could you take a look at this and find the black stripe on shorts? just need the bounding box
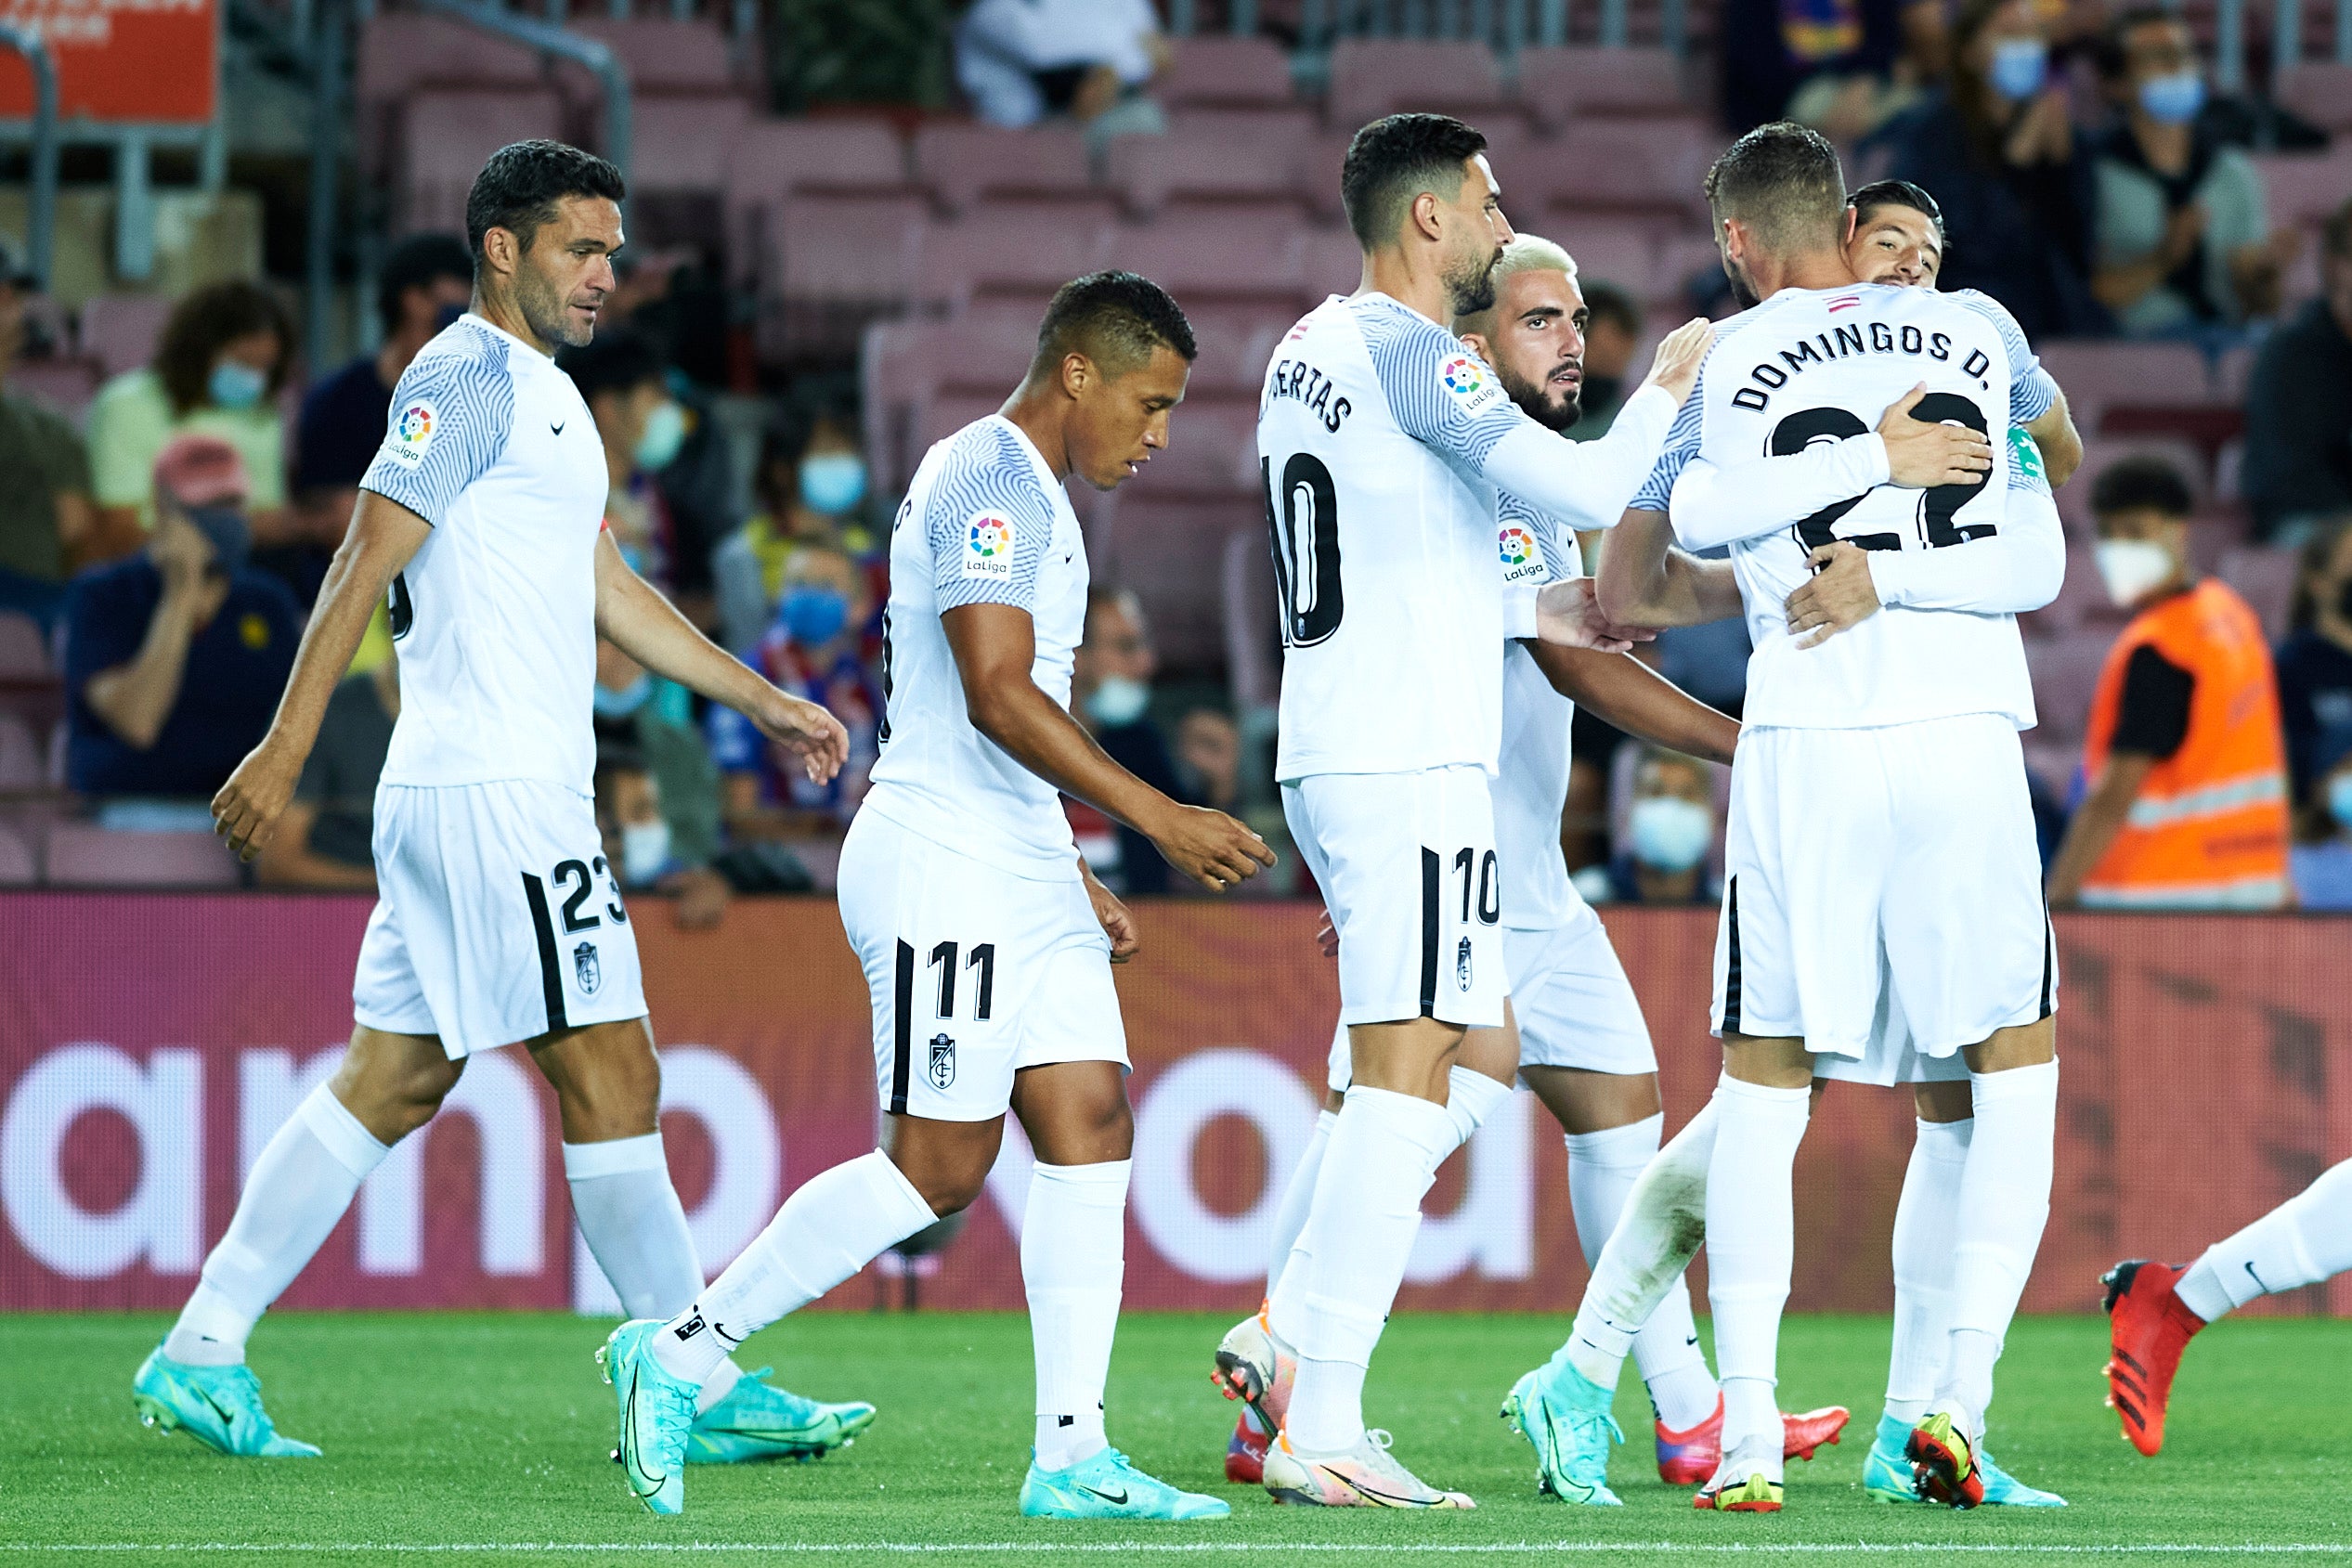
[1418,846,1440,1017]
[521,872,569,1035]
[890,939,916,1114]
[1722,874,1744,1035]
[2038,897,2056,1020]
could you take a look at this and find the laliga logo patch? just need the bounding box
[1497,523,1546,584]
[382,398,439,470]
[963,512,1015,581]
[1440,355,1497,409]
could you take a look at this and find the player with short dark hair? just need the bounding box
[137,139,866,1475]
[602,270,1269,1521]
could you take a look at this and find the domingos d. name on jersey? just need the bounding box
[1726,314,1999,413]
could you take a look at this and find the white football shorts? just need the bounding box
[1325,901,1657,1093]
[354,780,647,1060]
[1711,711,2057,1063]
[837,808,1128,1122]
[1283,765,1505,1030]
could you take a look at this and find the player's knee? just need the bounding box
[337,1054,461,1142]
[905,1160,991,1218]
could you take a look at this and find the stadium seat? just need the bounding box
[1170,105,1319,143]
[919,206,1116,311]
[1512,45,1693,132]
[77,294,172,379]
[2250,149,2352,233]
[8,356,101,420]
[861,314,1043,490]
[0,819,33,886]
[1541,218,1657,296]
[1220,528,1280,714]
[43,825,240,888]
[1103,222,1310,306]
[396,88,565,235]
[2273,63,2352,135]
[911,389,1012,458]
[631,97,755,194]
[758,191,928,360]
[913,124,1098,216]
[2061,434,2212,532]
[2034,339,2214,430]
[2026,626,2122,751]
[1107,124,1311,218]
[1324,38,1512,128]
[567,18,740,95]
[0,713,40,792]
[1299,225,1364,298]
[721,118,909,281]
[1159,33,1295,110]
[1091,490,1261,668]
[1186,318,1284,398]
[1538,119,1720,225]
[0,612,47,679]
[1290,128,1358,223]
[2218,544,2299,640]
[2020,540,2113,634]
[353,12,546,176]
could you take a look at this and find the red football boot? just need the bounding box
[2102,1259,2208,1457]
[1654,1395,1852,1485]
[1224,1408,1271,1484]
[1907,1411,1985,1509]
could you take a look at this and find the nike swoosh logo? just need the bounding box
[552,421,566,435]
[1077,1484,1129,1505]
[195,1384,237,1428]
[623,1368,667,1494]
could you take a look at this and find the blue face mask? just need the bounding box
[779,585,850,647]
[634,400,687,473]
[1628,795,1713,873]
[799,452,868,516]
[207,358,268,411]
[592,673,653,719]
[2329,772,2352,833]
[2138,71,2204,124]
[1987,38,2048,101]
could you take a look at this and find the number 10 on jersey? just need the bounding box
[1266,455,1343,647]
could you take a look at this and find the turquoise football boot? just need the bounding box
[598,1320,697,1516]
[686,1367,877,1464]
[1019,1446,1230,1520]
[132,1347,320,1458]
[1863,1414,2066,1507]
[1501,1360,1623,1506]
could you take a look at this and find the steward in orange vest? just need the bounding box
[2047,460,2290,908]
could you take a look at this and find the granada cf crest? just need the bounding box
[574,940,601,995]
[929,1032,956,1090]
[1456,936,1473,991]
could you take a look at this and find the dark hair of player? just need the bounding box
[154,279,294,417]
[1849,179,1946,242]
[2091,455,2196,521]
[376,233,474,337]
[464,139,627,267]
[1703,121,1848,253]
[1340,113,1491,250]
[1033,270,1198,379]
[559,328,665,406]
[1579,278,1644,338]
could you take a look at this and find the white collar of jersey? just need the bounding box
[458,311,545,361]
[983,413,1062,490]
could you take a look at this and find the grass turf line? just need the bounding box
[5,1312,2346,1565]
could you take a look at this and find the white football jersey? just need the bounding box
[863,415,1087,881]
[1492,492,1582,934]
[360,314,608,795]
[1259,292,1675,784]
[1635,284,2056,732]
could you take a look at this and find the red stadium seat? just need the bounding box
[861,315,1043,489]
[78,294,173,379]
[567,19,740,95]
[631,97,755,194]
[721,118,909,282]
[1159,33,1295,110]
[757,191,928,360]
[0,612,49,679]
[2273,63,2352,136]
[7,357,101,421]
[1106,123,1311,218]
[2218,544,2299,641]
[1512,45,1693,132]
[2027,626,2122,750]
[1299,226,1362,300]
[44,825,239,888]
[396,88,565,235]
[1103,222,1310,305]
[1186,318,1285,398]
[2034,340,2214,429]
[918,206,1116,310]
[1092,490,1262,669]
[1290,128,1359,223]
[1324,38,1512,128]
[0,714,41,792]
[2061,435,2212,532]
[1538,119,1720,225]
[1540,218,1657,295]
[1170,105,1319,143]
[2249,149,2352,232]
[0,819,34,886]
[913,124,1097,216]
[354,13,547,178]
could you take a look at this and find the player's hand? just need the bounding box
[754,689,851,784]
[1315,906,1340,957]
[1536,577,1657,653]
[1787,541,1880,648]
[1641,317,1716,405]
[1082,863,1142,963]
[1878,383,1993,489]
[665,865,729,931]
[211,737,305,862]
[1147,802,1275,893]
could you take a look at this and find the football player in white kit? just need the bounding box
[604,271,1273,1521]
[1504,176,2080,1511]
[1523,124,2070,1514]
[1247,114,1714,1509]
[140,141,866,1468]
[1215,234,1852,1500]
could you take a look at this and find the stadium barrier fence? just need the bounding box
[2,893,2346,1317]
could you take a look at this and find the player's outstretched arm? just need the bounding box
[591,530,849,785]
[213,491,429,861]
[1525,642,1739,765]
[942,602,1273,893]
[2025,386,2083,488]
[1593,509,1743,629]
[1476,318,1716,531]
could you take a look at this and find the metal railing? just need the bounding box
[0,22,58,290]
[409,0,633,181]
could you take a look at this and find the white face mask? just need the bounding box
[2095,538,2176,608]
[1085,674,1151,728]
[1628,795,1714,873]
[620,819,671,884]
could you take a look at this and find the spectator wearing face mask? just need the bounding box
[2046,457,2291,908]
[1064,588,1188,894]
[0,238,96,624]
[62,434,300,804]
[2273,519,2352,806]
[708,543,881,836]
[712,410,876,656]
[1605,748,1723,905]
[561,330,691,592]
[2091,8,2299,338]
[591,636,727,870]
[594,742,730,931]
[85,280,295,562]
[2292,737,2352,910]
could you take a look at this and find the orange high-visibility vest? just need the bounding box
[2081,578,2290,908]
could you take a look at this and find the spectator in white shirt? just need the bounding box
[955,0,1168,156]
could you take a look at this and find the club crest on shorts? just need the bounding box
[928,1032,956,1090]
[574,940,601,995]
[1456,936,1473,991]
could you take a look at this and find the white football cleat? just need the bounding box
[1262,1428,1475,1510]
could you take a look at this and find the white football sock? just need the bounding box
[1565,1113,1716,1431]
[1705,1075,1810,1473]
[1265,1108,1336,1287]
[1936,1060,2058,1437]
[564,1133,741,1413]
[1885,1116,1971,1425]
[1025,1160,1129,1472]
[165,1084,388,1367]
[2176,1157,2352,1322]
[1280,1085,1457,1453]
[1561,1095,1719,1392]
[655,1149,934,1386]
[1443,1064,1514,1147]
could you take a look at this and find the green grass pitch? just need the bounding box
[6,1311,2347,1565]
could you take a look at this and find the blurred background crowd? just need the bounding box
[1,0,2349,912]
